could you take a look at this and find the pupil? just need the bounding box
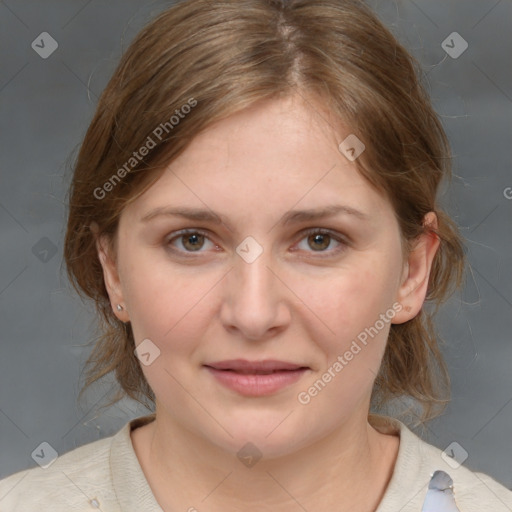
[184,233,204,251]
[309,233,330,251]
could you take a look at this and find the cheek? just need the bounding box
[122,254,221,354]
[296,259,398,339]
[290,255,400,401]
[124,266,220,401]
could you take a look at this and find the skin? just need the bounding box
[96,94,439,511]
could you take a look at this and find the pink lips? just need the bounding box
[204,359,309,396]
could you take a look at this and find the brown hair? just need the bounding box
[64,0,465,425]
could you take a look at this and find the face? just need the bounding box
[98,94,436,458]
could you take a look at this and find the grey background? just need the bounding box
[0,0,511,492]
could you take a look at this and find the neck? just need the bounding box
[131,409,399,512]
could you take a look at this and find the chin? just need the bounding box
[202,411,317,461]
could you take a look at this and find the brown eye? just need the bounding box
[307,233,331,251]
[293,228,346,256]
[181,232,205,251]
[166,230,215,253]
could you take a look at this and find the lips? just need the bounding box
[205,359,307,373]
[204,359,309,396]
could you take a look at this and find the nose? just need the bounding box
[219,243,291,341]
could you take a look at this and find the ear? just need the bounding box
[392,212,440,324]
[91,222,130,323]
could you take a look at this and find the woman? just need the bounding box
[1,0,510,510]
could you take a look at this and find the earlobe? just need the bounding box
[392,212,440,324]
[93,226,130,322]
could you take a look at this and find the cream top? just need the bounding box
[1,413,511,511]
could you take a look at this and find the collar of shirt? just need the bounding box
[107,413,476,512]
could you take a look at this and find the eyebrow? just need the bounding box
[140,204,370,228]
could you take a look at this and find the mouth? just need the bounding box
[205,358,308,372]
[203,359,309,396]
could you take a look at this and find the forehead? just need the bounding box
[122,95,393,227]
[174,95,343,168]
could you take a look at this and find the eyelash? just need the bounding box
[164,228,347,258]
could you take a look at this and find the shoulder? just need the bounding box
[419,442,512,511]
[370,414,512,512]
[417,441,512,511]
[0,429,120,511]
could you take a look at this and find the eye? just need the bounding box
[165,228,347,257]
[166,229,217,253]
[293,228,346,255]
